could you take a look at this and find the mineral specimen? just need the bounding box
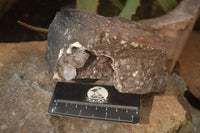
[46,9,167,94]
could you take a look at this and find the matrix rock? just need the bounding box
[46,9,166,94]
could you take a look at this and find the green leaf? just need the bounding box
[119,0,140,19]
[17,21,48,33]
[157,0,177,13]
[76,0,99,14]
[109,0,123,10]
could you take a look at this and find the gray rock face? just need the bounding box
[46,9,167,94]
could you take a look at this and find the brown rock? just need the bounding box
[178,31,200,100]
[47,9,167,94]
[140,0,200,73]
[0,41,192,133]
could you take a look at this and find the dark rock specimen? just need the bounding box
[46,9,166,94]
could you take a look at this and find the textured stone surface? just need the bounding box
[178,31,200,133]
[178,31,200,100]
[0,41,55,133]
[0,41,192,133]
[46,9,166,94]
[140,0,200,73]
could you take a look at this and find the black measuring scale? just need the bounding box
[47,82,140,124]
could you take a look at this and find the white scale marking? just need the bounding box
[56,99,138,111]
[53,99,139,123]
[105,112,108,118]
[131,115,134,121]
[55,111,136,123]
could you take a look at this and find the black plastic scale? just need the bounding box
[47,82,141,124]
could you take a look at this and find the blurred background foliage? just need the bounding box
[76,0,178,20]
[0,0,199,42]
[16,0,179,34]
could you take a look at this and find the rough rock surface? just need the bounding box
[0,41,192,133]
[178,31,200,100]
[140,0,200,73]
[178,31,200,133]
[46,9,167,94]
